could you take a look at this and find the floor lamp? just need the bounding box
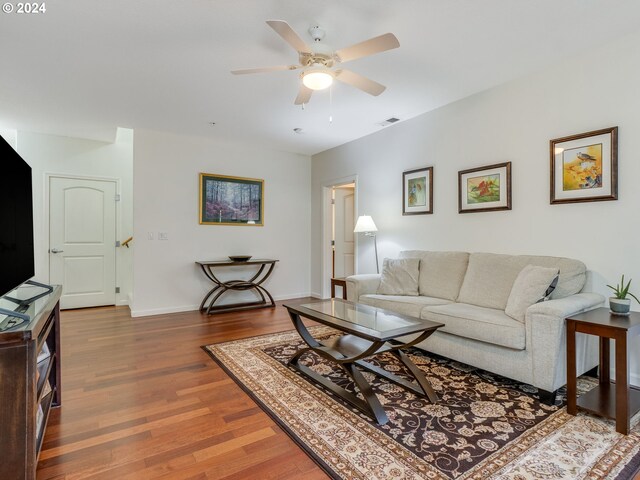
[354,215,379,274]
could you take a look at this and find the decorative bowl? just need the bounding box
[229,255,252,262]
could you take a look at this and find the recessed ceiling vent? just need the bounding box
[378,117,400,126]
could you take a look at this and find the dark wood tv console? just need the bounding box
[0,284,62,479]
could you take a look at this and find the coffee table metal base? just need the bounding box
[287,311,438,425]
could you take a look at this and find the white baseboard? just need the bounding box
[130,292,315,317]
[273,292,313,301]
[130,304,201,317]
[610,369,640,387]
[310,292,324,299]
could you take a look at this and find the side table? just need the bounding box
[331,277,347,300]
[566,307,640,434]
[196,259,279,314]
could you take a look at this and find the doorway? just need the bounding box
[49,176,118,309]
[332,183,355,280]
[322,176,357,299]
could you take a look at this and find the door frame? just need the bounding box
[45,173,122,304]
[321,174,358,299]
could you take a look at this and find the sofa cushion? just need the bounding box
[457,253,587,310]
[505,265,559,322]
[421,303,525,350]
[376,258,420,296]
[517,255,586,300]
[399,251,469,301]
[359,294,452,318]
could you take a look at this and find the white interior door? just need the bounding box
[49,177,117,309]
[334,187,355,278]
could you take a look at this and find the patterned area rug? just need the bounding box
[204,327,640,479]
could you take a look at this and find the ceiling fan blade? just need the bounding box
[294,85,313,105]
[231,65,300,75]
[335,33,400,63]
[266,20,312,54]
[335,69,386,96]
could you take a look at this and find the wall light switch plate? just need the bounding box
[158,232,168,240]
[148,232,154,240]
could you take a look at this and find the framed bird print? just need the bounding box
[403,166,433,215]
[458,162,512,213]
[550,127,618,204]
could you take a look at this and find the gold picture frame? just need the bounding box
[199,173,264,226]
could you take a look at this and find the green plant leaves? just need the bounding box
[607,275,639,303]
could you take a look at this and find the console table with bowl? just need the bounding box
[196,257,279,314]
[566,307,640,434]
[283,299,444,425]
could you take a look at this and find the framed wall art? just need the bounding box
[458,162,512,213]
[550,126,618,204]
[199,173,264,226]
[403,166,433,215]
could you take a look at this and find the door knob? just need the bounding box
[50,248,64,254]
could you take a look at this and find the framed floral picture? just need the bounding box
[403,166,433,215]
[458,162,512,213]
[199,173,264,226]
[550,127,618,204]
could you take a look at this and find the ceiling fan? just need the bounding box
[231,20,400,105]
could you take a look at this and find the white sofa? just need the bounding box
[346,251,603,398]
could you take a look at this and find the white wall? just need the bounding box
[0,129,17,149]
[16,129,134,305]
[131,129,311,317]
[312,33,640,379]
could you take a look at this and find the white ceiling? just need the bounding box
[1,0,639,156]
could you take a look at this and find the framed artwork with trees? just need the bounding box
[199,173,264,226]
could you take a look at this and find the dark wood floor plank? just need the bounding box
[36,298,328,479]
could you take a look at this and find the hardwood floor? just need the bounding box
[37,299,329,480]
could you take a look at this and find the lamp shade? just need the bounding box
[353,215,378,233]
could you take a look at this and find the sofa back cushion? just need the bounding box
[399,251,469,301]
[457,252,586,310]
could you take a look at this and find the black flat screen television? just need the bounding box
[0,135,35,298]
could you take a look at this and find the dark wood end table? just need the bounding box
[330,277,347,299]
[284,299,444,425]
[566,307,640,434]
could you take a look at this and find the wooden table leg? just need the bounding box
[566,320,577,415]
[331,282,336,299]
[599,337,610,383]
[615,331,629,435]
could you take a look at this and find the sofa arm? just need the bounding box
[526,293,604,319]
[345,274,381,302]
[526,293,604,391]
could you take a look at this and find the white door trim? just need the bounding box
[321,175,358,299]
[45,173,123,304]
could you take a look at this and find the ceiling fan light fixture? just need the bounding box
[302,67,334,90]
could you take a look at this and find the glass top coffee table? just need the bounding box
[283,299,444,425]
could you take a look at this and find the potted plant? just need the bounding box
[607,275,639,315]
